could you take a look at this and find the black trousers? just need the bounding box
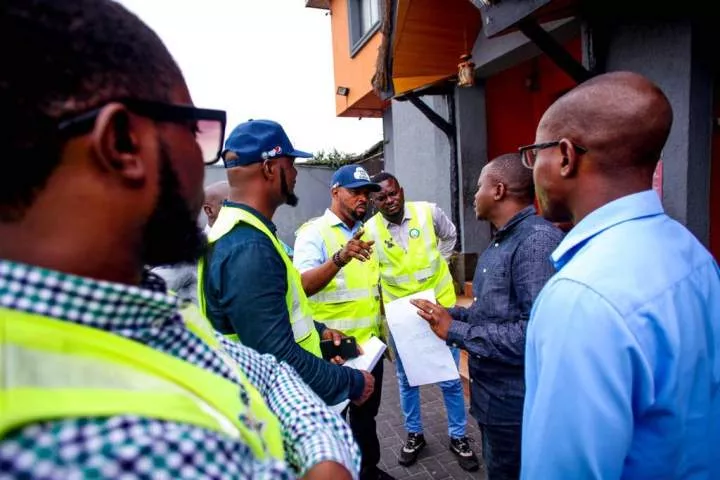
[345,360,384,472]
[479,423,522,480]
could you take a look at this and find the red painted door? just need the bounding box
[485,36,581,159]
[484,36,580,229]
[710,86,720,260]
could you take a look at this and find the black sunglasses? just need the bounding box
[518,141,587,169]
[57,98,227,165]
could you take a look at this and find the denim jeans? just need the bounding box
[392,338,467,438]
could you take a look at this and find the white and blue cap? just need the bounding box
[222,119,312,168]
[330,165,381,191]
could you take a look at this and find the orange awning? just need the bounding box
[391,0,482,96]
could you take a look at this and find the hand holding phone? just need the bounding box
[320,336,360,362]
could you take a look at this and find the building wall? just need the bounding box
[455,85,492,254]
[604,20,714,246]
[329,0,383,117]
[386,97,453,220]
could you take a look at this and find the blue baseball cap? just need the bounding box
[330,165,381,192]
[222,119,312,168]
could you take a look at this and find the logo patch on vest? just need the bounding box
[409,228,421,239]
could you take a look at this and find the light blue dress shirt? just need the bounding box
[522,190,720,480]
[293,209,363,272]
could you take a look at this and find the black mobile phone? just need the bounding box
[320,336,360,361]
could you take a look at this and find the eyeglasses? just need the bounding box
[518,141,587,169]
[57,98,227,165]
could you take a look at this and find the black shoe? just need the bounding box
[360,466,396,480]
[449,436,480,472]
[398,432,426,466]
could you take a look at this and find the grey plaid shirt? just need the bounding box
[0,260,360,479]
[447,207,564,425]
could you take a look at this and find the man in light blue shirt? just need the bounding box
[519,71,720,479]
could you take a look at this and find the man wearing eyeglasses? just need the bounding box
[0,1,360,479]
[411,153,563,480]
[519,72,720,479]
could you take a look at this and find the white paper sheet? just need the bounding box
[385,289,459,387]
[328,336,387,413]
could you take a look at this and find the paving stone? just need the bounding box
[376,359,487,479]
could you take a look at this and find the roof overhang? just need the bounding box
[390,0,482,97]
[305,0,330,10]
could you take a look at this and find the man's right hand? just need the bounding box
[338,229,375,264]
[352,370,375,405]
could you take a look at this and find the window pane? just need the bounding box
[358,0,378,37]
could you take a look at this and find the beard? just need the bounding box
[141,144,207,267]
[280,168,299,207]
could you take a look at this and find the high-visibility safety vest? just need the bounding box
[366,201,456,308]
[197,206,322,358]
[0,304,285,461]
[302,217,381,344]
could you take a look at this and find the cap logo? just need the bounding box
[353,167,370,181]
[261,145,283,160]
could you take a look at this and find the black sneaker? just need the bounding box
[449,436,480,472]
[398,432,426,466]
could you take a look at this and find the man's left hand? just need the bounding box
[410,299,452,340]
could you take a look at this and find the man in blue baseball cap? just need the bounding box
[294,165,395,480]
[198,121,376,434]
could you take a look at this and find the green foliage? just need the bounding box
[305,148,358,168]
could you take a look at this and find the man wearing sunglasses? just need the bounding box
[411,153,563,480]
[520,72,720,479]
[0,1,359,479]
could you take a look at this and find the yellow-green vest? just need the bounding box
[366,201,456,308]
[303,216,381,344]
[0,304,285,461]
[197,206,322,358]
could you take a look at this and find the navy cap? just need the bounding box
[330,165,381,192]
[222,119,312,168]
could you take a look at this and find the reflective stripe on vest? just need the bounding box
[0,307,285,461]
[366,202,456,308]
[306,217,380,344]
[197,207,322,358]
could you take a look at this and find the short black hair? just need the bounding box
[371,171,398,185]
[1,0,184,221]
[486,153,535,204]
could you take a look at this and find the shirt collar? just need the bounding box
[382,205,412,228]
[495,206,536,240]
[323,208,363,230]
[552,190,664,270]
[0,260,182,331]
[223,200,277,234]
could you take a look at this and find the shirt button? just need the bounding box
[451,343,458,348]
[473,297,477,301]
[482,268,487,273]
[494,243,499,247]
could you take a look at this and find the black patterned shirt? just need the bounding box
[447,207,564,425]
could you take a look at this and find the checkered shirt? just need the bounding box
[0,260,360,479]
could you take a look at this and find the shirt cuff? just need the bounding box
[446,320,469,350]
[347,368,365,400]
[314,321,327,338]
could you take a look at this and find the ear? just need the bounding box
[558,138,580,178]
[203,204,212,217]
[89,103,147,184]
[261,160,276,181]
[493,182,506,201]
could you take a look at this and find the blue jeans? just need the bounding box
[392,338,467,438]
